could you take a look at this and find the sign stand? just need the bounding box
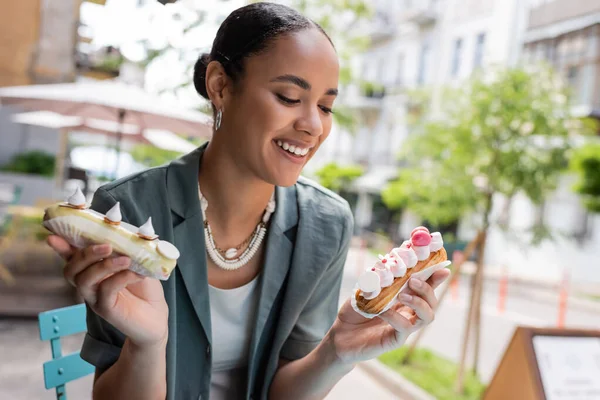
[484,326,600,400]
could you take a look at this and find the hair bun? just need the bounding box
[193,53,211,100]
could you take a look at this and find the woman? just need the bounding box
[47,3,449,400]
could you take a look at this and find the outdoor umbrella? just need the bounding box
[0,81,212,176]
[10,111,151,189]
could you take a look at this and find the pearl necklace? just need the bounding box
[198,185,275,271]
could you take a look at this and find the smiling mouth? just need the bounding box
[275,140,311,157]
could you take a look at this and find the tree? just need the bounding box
[381,65,594,393]
[314,162,364,192]
[570,142,600,213]
[130,144,186,168]
[139,0,371,131]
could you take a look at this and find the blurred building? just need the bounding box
[317,0,600,284]
[315,0,529,239]
[522,0,600,119]
[484,0,600,285]
[0,0,84,86]
[0,0,133,206]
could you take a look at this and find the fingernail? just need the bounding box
[400,294,413,302]
[113,257,130,267]
[93,244,111,255]
[411,278,422,288]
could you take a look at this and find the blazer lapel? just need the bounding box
[247,184,298,386]
[167,144,212,345]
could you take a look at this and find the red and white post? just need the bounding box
[557,268,570,328]
[497,265,508,315]
[451,250,464,302]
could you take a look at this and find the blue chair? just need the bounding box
[38,303,95,400]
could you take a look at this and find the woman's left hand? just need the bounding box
[326,269,450,365]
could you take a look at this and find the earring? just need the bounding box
[215,109,223,131]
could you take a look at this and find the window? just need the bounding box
[473,33,486,69]
[396,54,405,86]
[451,38,462,77]
[417,44,430,85]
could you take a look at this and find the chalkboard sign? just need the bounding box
[484,327,600,400]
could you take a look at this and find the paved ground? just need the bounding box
[0,316,399,400]
[0,243,401,400]
[3,243,599,399]
[0,319,93,400]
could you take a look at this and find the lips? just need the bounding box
[275,139,310,156]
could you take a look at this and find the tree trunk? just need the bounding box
[454,236,483,393]
[471,230,488,377]
[401,232,482,365]
[456,192,493,393]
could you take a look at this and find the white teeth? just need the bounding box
[276,140,310,156]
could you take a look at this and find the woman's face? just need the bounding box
[221,28,339,187]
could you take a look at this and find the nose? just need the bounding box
[294,105,323,137]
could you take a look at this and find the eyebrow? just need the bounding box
[271,74,338,96]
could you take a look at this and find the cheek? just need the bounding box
[240,90,290,135]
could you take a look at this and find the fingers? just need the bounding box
[427,268,451,290]
[63,244,112,286]
[95,270,145,314]
[379,308,414,332]
[47,235,76,261]
[75,256,131,305]
[399,291,435,324]
[409,278,439,310]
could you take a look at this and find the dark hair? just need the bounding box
[193,2,332,102]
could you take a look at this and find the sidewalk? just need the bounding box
[0,317,405,400]
[326,365,401,399]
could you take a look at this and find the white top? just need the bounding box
[209,274,262,400]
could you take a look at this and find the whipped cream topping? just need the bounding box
[393,247,418,269]
[67,187,86,207]
[105,202,122,223]
[358,229,444,299]
[138,217,155,237]
[157,240,180,261]
[373,258,394,287]
[430,232,443,252]
[388,254,407,278]
[412,246,431,261]
[358,270,380,293]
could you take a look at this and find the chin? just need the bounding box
[272,173,301,188]
[265,167,303,187]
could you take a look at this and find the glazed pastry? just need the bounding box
[353,227,449,316]
[42,188,179,280]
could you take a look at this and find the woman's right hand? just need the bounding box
[47,234,169,349]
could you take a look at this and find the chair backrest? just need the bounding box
[0,183,22,231]
[38,303,95,400]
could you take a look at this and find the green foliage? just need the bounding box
[570,142,600,213]
[130,144,183,167]
[379,347,486,400]
[97,55,125,72]
[382,65,593,231]
[0,151,56,177]
[314,162,364,192]
[138,1,371,132]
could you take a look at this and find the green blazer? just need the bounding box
[80,144,354,400]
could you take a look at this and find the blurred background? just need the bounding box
[1,0,599,399]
